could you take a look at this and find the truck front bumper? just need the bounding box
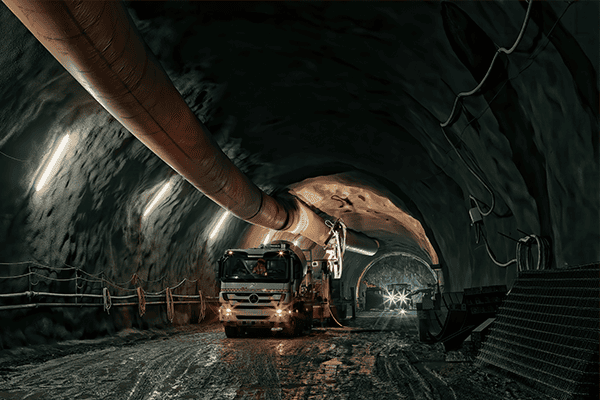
[219,305,294,328]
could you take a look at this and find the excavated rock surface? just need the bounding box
[0,1,597,348]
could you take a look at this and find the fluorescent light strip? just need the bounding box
[143,180,172,217]
[209,211,230,240]
[262,230,275,245]
[36,134,70,192]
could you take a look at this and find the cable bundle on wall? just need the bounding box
[477,225,550,271]
[516,235,550,272]
[434,0,574,273]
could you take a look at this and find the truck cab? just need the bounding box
[217,241,313,337]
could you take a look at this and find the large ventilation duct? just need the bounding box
[4,0,378,255]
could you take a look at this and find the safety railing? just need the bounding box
[0,261,217,323]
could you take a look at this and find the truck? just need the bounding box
[218,241,336,338]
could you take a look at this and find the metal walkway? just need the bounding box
[475,265,600,400]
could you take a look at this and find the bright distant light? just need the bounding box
[383,290,395,306]
[397,292,408,305]
[143,180,172,217]
[36,134,70,192]
[209,211,230,240]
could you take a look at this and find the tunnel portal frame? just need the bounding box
[355,251,437,310]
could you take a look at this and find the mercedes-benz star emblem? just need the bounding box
[249,293,259,304]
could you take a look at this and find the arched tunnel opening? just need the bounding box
[356,252,438,311]
[0,0,598,399]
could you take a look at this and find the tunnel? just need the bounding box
[0,1,598,399]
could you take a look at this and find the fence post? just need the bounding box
[75,268,78,305]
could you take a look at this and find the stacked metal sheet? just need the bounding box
[475,265,600,400]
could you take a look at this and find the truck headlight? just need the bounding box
[276,309,283,316]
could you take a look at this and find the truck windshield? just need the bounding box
[220,252,290,283]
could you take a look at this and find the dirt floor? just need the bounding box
[0,312,549,400]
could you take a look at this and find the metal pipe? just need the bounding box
[3,0,377,253]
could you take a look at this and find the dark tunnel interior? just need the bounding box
[0,1,598,398]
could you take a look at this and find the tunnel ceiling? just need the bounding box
[0,1,598,294]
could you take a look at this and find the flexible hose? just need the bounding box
[326,302,348,328]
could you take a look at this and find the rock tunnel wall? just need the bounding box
[0,1,598,348]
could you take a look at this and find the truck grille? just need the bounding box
[475,265,599,400]
[223,292,284,304]
[236,316,270,320]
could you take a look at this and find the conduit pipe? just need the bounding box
[4,0,378,255]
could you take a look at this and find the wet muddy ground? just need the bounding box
[0,312,548,400]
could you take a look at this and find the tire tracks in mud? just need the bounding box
[0,316,465,400]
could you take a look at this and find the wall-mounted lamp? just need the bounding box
[262,230,275,245]
[36,134,70,192]
[143,180,172,217]
[209,210,231,240]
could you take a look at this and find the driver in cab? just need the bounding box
[252,258,267,276]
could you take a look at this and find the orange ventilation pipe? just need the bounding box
[5,0,378,255]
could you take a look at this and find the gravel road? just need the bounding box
[0,312,547,400]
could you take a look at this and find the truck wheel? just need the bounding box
[295,320,304,337]
[224,326,239,338]
[305,315,313,334]
[283,319,297,337]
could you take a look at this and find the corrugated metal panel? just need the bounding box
[476,265,600,400]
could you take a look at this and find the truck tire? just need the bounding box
[224,326,239,338]
[295,320,304,337]
[283,319,297,337]
[305,315,313,334]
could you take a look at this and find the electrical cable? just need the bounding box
[0,272,32,279]
[30,262,73,271]
[441,126,496,216]
[446,0,575,148]
[480,229,517,268]
[0,261,32,266]
[438,0,536,217]
[441,0,575,266]
[138,274,167,283]
[479,226,549,270]
[440,0,533,128]
[102,279,138,292]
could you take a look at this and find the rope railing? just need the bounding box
[0,261,216,322]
